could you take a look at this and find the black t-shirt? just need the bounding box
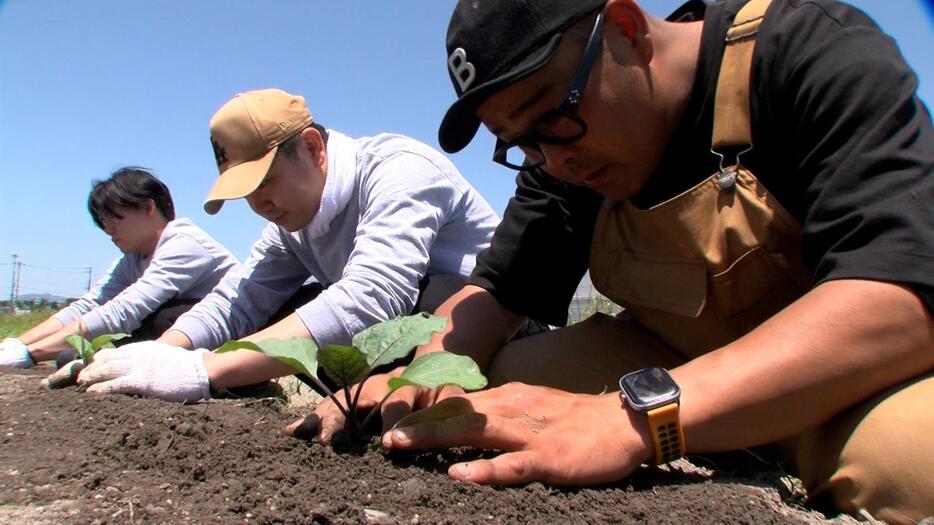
[468,0,934,326]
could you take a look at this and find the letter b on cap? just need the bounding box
[211,137,228,167]
[448,48,476,93]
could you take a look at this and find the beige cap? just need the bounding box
[203,88,313,214]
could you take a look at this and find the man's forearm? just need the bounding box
[202,350,298,391]
[157,329,195,349]
[17,316,65,345]
[675,279,934,453]
[418,285,525,370]
[203,313,314,390]
[26,320,87,362]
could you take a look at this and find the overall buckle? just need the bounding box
[711,144,753,190]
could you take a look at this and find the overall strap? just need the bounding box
[712,0,772,152]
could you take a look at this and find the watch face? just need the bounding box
[619,367,680,411]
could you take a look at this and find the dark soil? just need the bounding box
[0,365,847,524]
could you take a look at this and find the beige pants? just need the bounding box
[487,313,934,524]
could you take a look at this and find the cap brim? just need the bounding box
[203,145,278,215]
[438,32,563,154]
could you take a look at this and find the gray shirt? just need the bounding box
[172,130,499,349]
[54,218,239,338]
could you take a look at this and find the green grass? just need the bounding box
[0,310,54,338]
[581,293,623,320]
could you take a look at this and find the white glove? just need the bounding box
[0,338,34,368]
[77,341,211,403]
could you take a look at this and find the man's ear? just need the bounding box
[301,126,328,172]
[605,0,652,64]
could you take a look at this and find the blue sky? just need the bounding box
[1,0,931,299]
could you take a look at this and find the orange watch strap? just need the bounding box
[646,403,685,465]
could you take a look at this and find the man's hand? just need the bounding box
[77,342,211,403]
[0,338,34,368]
[381,382,654,486]
[44,359,85,389]
[286,367,463,443]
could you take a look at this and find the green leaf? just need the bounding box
[65,334,95,364]
[353,313,447,369]
[215,338,319,377]
[387,353,487,392]
[318,344,369,387]
[90,333,130,350]
[215,340,263,353]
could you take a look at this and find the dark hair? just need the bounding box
[276,122,329,160]
[88,167,175,229]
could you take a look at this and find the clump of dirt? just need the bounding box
[0,366,852,524]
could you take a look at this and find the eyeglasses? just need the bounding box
[493,11,605,171]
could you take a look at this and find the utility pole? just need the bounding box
[86,267,93,292]
[9,255,18,314]
[8,255,15,313]
[14,258,22,312]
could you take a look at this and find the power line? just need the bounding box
[20,262,91,273]
[5,256,92,305]
[1,261,91,272]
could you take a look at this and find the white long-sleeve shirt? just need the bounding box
[171,130,499,349]
[54,218,240,338]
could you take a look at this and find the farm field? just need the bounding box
[0,363,861,525]
[0,310,55,339]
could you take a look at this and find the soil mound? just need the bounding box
[0,366,853,524]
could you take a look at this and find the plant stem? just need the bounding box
[359,390,395,431]
[298,373,353,422]
[351,373,371,412]
[342,385,358,434]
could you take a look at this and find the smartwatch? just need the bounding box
[619,367,685,465]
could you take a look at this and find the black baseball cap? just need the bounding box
[438,0,605,154]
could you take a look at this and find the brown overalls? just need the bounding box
[490,0,934,522]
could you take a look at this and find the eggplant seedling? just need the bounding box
[45,333,129,389]
[65,333,130,365]
[216,313,486,437]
